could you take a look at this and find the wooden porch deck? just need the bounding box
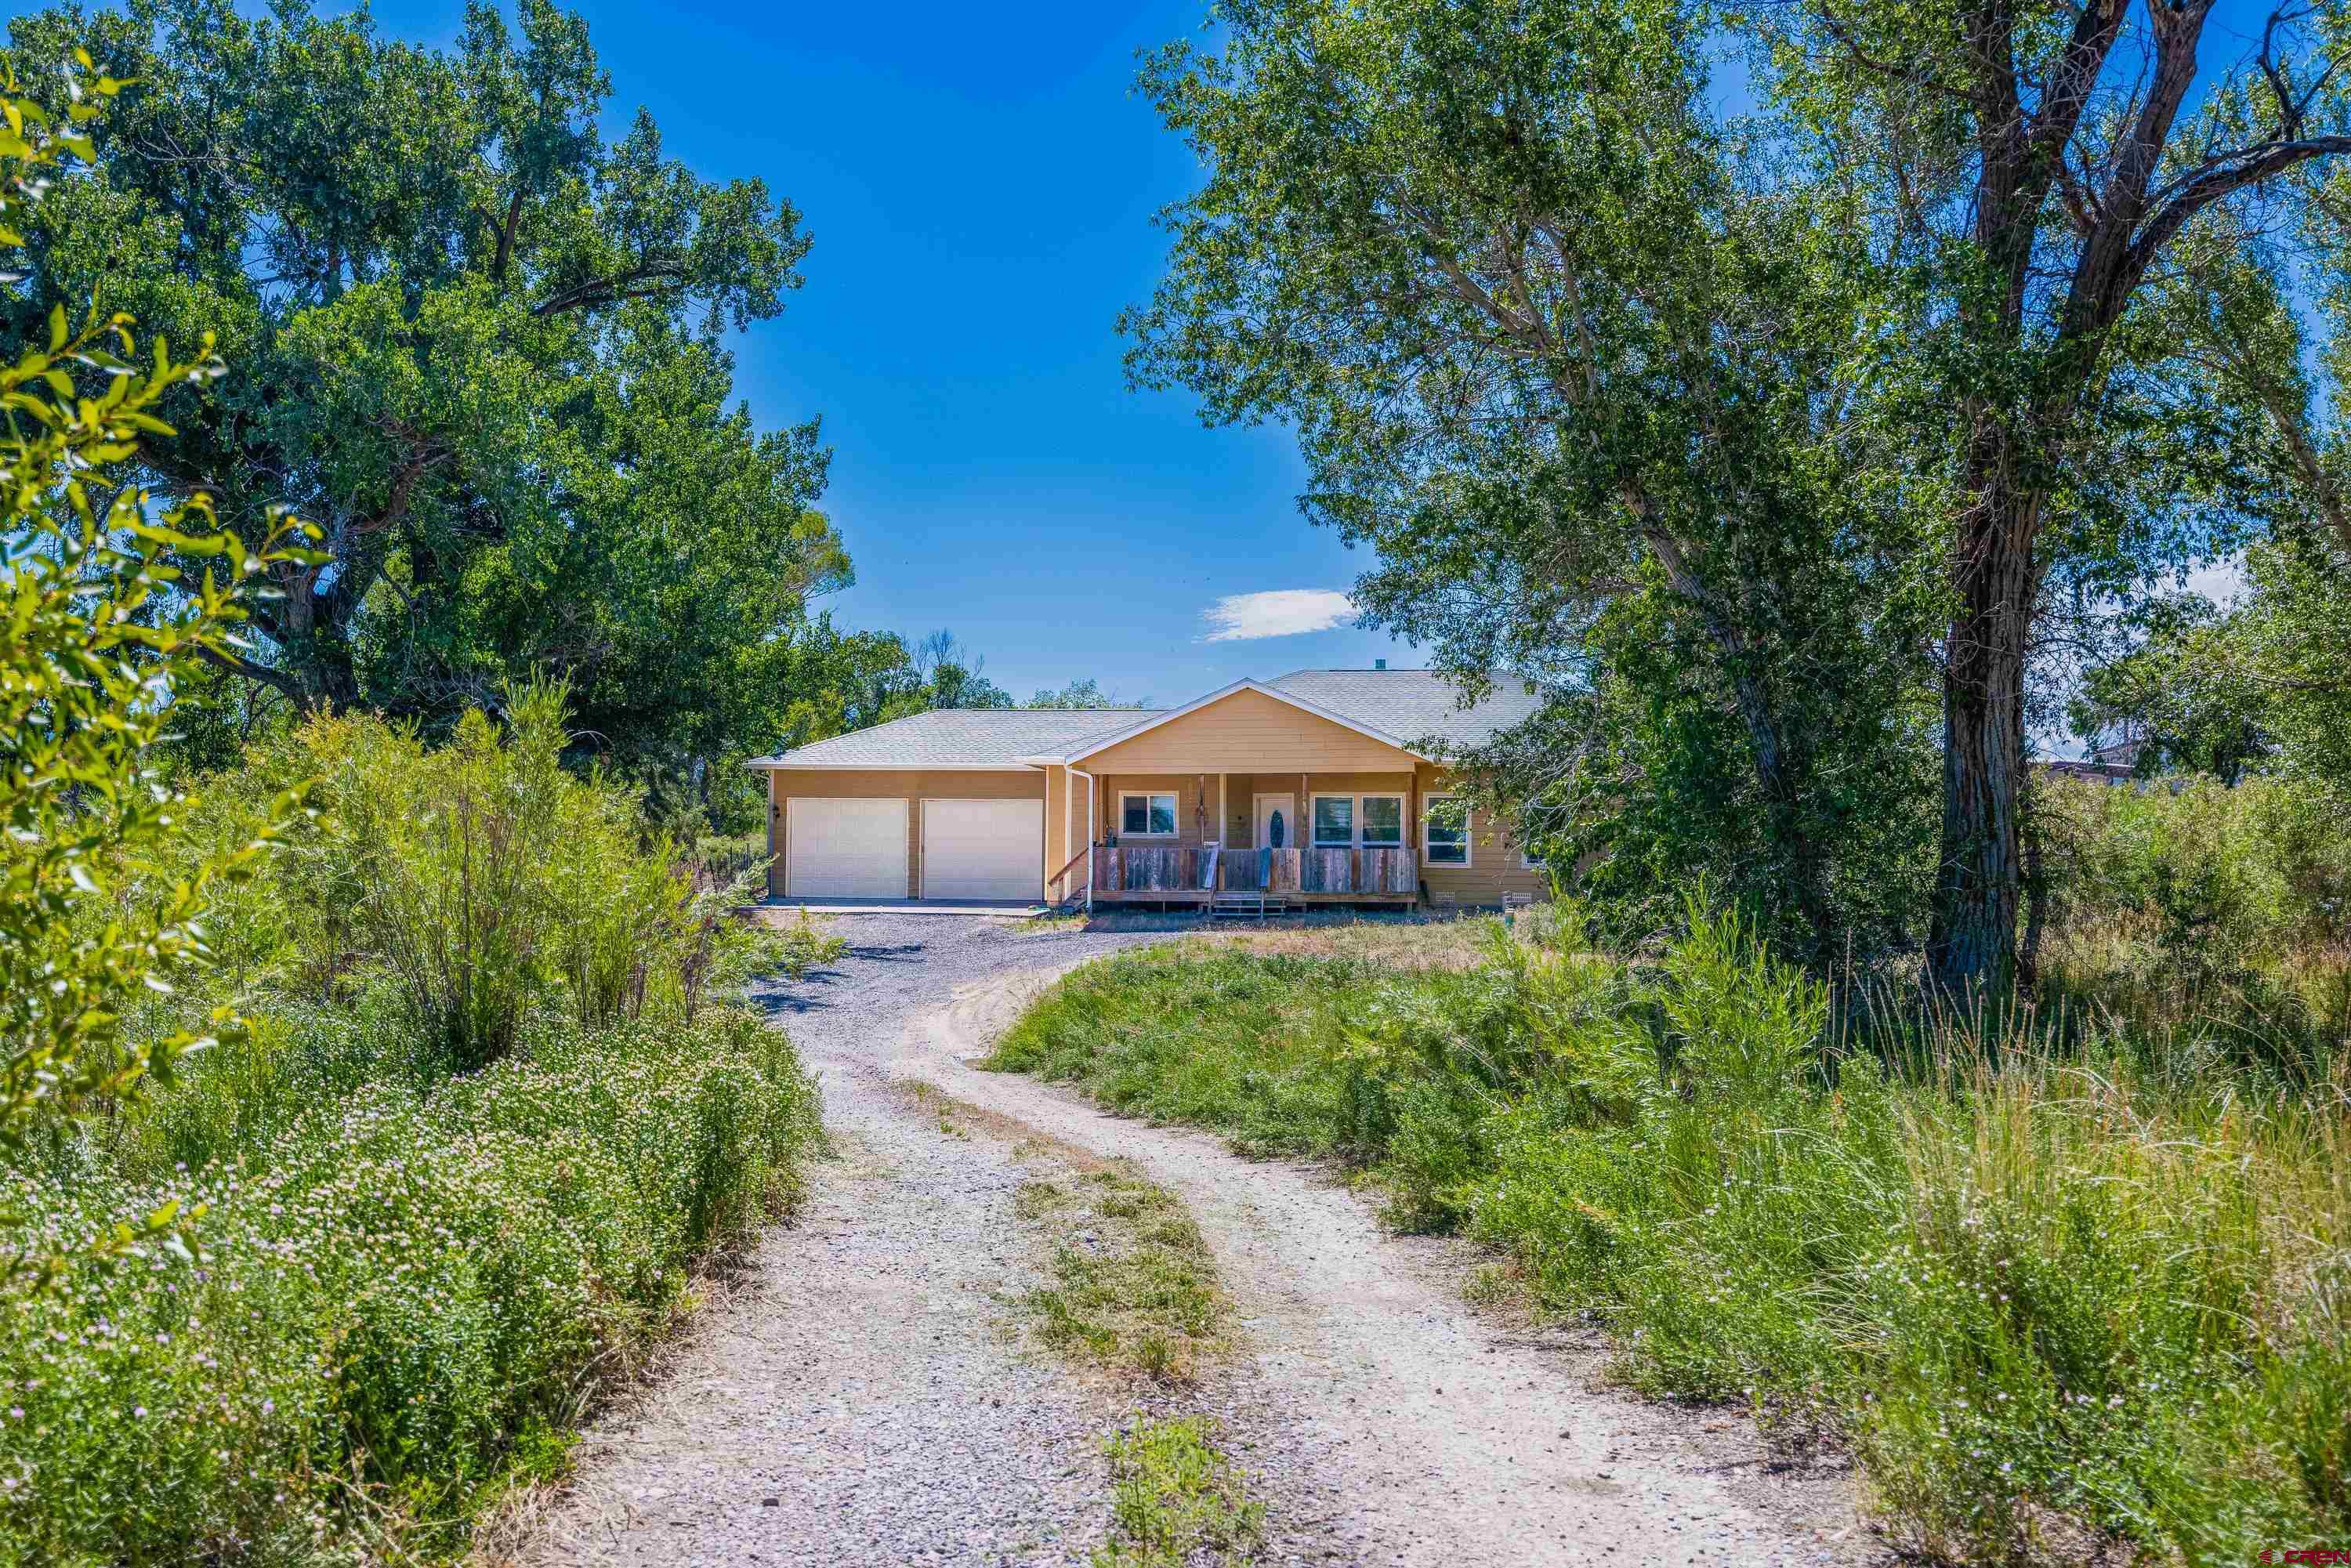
[1078,846,1418,904]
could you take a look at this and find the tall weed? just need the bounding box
[2,683,828,1563]
[195,680,784,1063]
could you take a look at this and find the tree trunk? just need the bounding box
[284,629,363,715]
[1723,661,1837,969]
[2018,786,2049,992]
[1929,448,2039,996]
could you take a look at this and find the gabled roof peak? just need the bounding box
[1027,677,1421,766]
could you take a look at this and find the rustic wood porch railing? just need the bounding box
[1047,846,1092,904]
[1087,846,1415,896]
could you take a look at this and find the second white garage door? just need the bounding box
[922,798,1043,901]
[785,797,908,899]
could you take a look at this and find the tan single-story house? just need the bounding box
[748,667,1551,908]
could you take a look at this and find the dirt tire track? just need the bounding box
[895,959,1888,1568]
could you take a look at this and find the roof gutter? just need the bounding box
[744,760,1043,772]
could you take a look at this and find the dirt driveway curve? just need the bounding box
[520,914,1886,1568]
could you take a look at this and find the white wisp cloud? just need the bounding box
[1198,588,1359,643]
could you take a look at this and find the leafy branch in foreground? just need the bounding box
[0,54,320,1280]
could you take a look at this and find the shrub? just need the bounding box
[2035,773,2351,1076]
[0,60,317,1279]
[0,1005,819,1565]
[194,683,788,1064]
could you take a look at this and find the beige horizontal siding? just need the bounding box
[1415,764,1548,905]
[1081,688,1415,773]
[757,751,1549,907]
[1215,772,1416,849]
[1096,773,1212,847]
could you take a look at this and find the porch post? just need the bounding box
[1218,772,1228,891]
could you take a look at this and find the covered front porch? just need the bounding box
[1075,844,1418,904]
[1049,766,1427,907]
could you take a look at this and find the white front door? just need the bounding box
[921,798,1044,901]
[786,798,909,899]
[1252,792,1295,850]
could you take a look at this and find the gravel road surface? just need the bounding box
[521,913,1885,1567]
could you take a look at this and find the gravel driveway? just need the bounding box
[520,913,1884,1567]
[519,914,1168,1568]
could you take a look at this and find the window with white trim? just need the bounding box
[1423,795,1470,865]
[1120,791,1178,837]
[1308,793,1407,848]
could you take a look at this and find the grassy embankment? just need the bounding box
[987,865,2351,1565]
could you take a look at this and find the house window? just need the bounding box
[1311,792,1407,848]
[1424,795,1470,865]
[1120,791,1178,837]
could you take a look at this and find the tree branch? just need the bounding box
[193,641,303,704]
[493,186,526,283]
[2131,134,2351,273]
[530,261,691,317]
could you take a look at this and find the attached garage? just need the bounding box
[921,798,1043,900]
[784,797,908,899]
[755,712,1115,903]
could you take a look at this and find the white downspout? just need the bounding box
[1072,766,1096,914]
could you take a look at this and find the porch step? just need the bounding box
[1208,891,1292,921]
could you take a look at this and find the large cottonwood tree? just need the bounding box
[1132,0,2351,983]
[1123,0,1944,965]
[2,0,842,768]
[1763,0,2351,989]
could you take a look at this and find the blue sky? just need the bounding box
[321,0,1418,706]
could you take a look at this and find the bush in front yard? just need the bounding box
[0,1007,820,1566]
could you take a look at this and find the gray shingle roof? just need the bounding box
[752,708,1154,769]
[1267,668,1545,754]
[752,671,1546,770]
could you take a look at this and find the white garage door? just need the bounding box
[786,798,908,899]
[922,798,1043,901]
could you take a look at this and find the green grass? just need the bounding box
[1093,1414,1264,1567]
[988,918,2351,1566]
[1015,1161,1227,1384]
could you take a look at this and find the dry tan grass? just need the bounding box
[1194,916,1504,969]
[1012,1161,1231,1385]
[1025,907,1512,971]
